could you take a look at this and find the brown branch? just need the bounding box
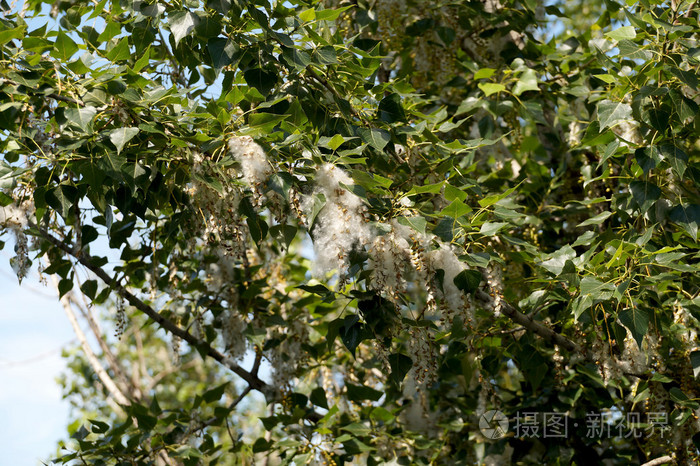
[199,385,253,430]
[475,289,582,353]
[47,93,81,106]
[475,289,647,378]
[32,221,268,392]
[32,222,330,429]
[252,346,262,376]
[0,78,83,106]
[683,1,697,17]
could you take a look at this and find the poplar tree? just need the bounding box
[0,0,698,463]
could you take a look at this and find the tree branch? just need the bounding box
[52,274,131,410]
[68,288,136,398]
[475,289,646,378]
[252,346,262,376]
[475,289,582,354]
[641,455,673,466]
[33,222,268,392]
[0,78,83,106]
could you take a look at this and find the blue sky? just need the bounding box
[0,247,75,464]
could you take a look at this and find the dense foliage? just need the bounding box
[0,0,699,463]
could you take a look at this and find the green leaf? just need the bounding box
[341,422,371,437]
[463,252,491,268]
[577,211,612,227]
[106,37,130,62]
[310,387,329,409]
[0,26,26,46]
[88,419,109,434]
[539,246,576,275]
[659,145,688,179]
[339,316,364,357]
[195,13,222,39]
[299,8,315,21]
[669,89,699,122]
[327,134,345,151]
[572,295,593,320]
[109,127,140,154]
[61,107,97,133]
[377,93,405,123]
[206,0,231,14]
[588,274,618,295]
[479,222,507,236]
[669,387,699,408]
[405,181,443,196]
[315,6,352,21]
[516,345,548,391]
[478,185,517,208]
[259,416,278,431]
[51,32,79,61]
[202,382,229,403]
[298,284,331,296]
[593,73,616,84]
[169,11,199,46]
[97,21,121,41]
[474,68,495,79]
[440,199,471,219]
[618,307,649,347]
[478,82,505,96]
[45,184,78,220]
[370,407,395,423]
[635,146,662,174]
[605,26,636,41]
[670,67,698,90]
[642,107,670,131]
[208,38,238,70]
[312,46,338,65]
[396,216,426,234]
[597,100,632,130]
[513,68,539,96]
[80,280,98,300]
[629,181,661,213]
[281,46,311,71]
[246,213,269,245]
[433,218,455,242]
[58,278,73,298]
[453,270,482,294]
[0,192,12,207]
[690,351,700,378]
[306,193,326,228]
[388,353,412,385]
[357,127,391,151]
[618,39,652,60]
[243,68,277,96]
[668,204,700,240]
[345,382,383,402]
[101,152,126,180]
